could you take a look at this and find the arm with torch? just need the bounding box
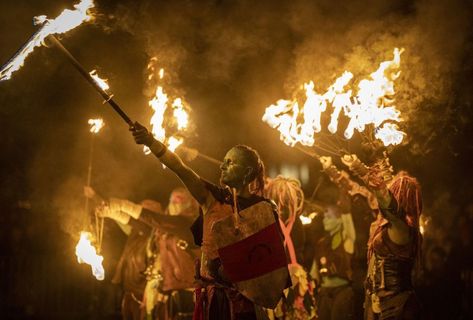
[91,192,163,320]
[130,122,291,318]
[341,155,423,319]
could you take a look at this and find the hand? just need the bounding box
[141,199,162,214]
[319,156,332,170]
[96,203,113,219]
[342,154,368,178]
[130,121,155,147]
[84,186,96,199]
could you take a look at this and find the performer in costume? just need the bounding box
[130,122,290,320]
[264,176,317,319]
[142,187,201,320]
[91,190,163,320]
[343,155,423,320]
[313,157,357,320]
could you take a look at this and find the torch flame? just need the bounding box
[0,0,95,81]
[262,48,405,147]
[145,66,190,154]
[89,70,109,91]
[88,118,104,133]
[75,231,104,280]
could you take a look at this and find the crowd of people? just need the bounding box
[2,121,471,319]
[75,121,434,320]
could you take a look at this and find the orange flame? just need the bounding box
[88,118,104,133]
[263,48,405,147]
[145,64,190,154]
[75,231,104,280]
[89,70,109,91]
[0,0,94,81]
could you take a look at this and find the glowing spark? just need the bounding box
[88,118,104,134]
[159,68,164,79]
[262,48,405,147]
[75,231,104,280]
[0,0,94,81]
[89,70,109,91]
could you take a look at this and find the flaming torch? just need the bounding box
[0,0,94,81]
[74,118,106,280]
[0,0,135,127]
[75,231,105,281]
[262,48,406,153]
[145,62,221,165]
[85,118,105,253]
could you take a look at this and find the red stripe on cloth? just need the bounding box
[218,223,288,282]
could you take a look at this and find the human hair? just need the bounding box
[264,176,304,222]
[389,171,423,228]
[233,144,265,196]
[388,171,423,265]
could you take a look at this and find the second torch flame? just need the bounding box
[262,48,405,147]
[75,231,105,281]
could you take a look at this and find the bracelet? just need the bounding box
[155,144,168,158]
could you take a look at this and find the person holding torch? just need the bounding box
[130,122,290,320]
[342,155,423,320]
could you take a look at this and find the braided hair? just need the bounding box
[264,176,305,223]
[388,171,423,266]
[233,145,265,196]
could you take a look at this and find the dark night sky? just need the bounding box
[1,0,473,239]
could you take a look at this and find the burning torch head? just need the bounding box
[220,145,265,195]
[167,187,198,217]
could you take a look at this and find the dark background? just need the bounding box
[0,0,472,318]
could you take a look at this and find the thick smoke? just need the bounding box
[102,0,472,156]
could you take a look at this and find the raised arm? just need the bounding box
[341,154,410,245]
[130,122,208,205]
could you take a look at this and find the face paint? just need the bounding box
[323,216,342,233]
[219,148,250,189]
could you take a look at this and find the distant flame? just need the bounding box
[263,48,405,148]
[0,0,95,81]
[299,212,318,225]
[75,231,104,281]
[89,70,109,91]
[88,118,104,133]
[145,64,190,154]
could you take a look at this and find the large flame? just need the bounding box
[88,118,104,133]
[75,231,104,281]
[262,48,405,147]
[0,0,94,81]
[145,65,190,154]
[89,70,109,92]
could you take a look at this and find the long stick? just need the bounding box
[48,35,134,126]
[295,145,320,159]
